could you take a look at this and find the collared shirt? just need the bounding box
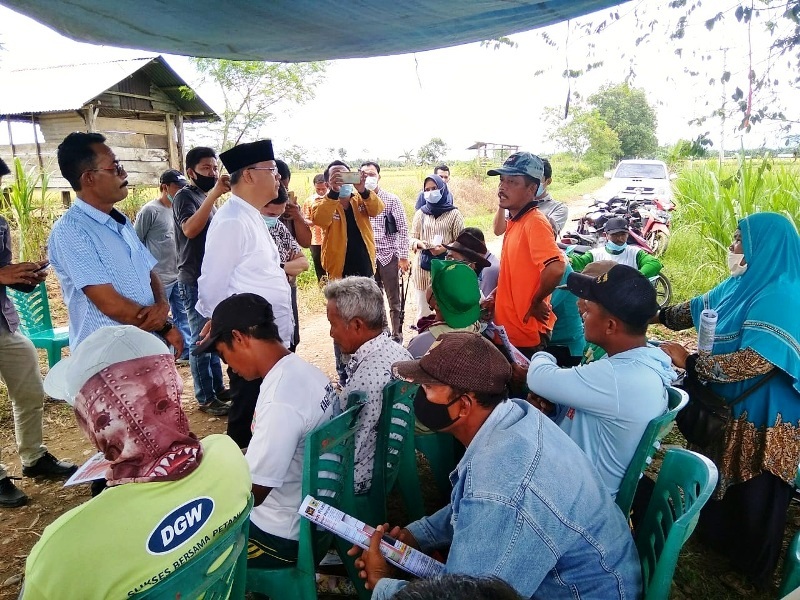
[172,184,215,284]
[537,193,569,234]
[372,400,642,600]
[301,194,325,246]
[369,188,410,267]
[197,195,293,347]
[267,220,303,286]
[48,199,157,349]
[339,333,412,493]
[0,215,25,332]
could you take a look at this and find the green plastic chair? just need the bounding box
[132,494,253,600]
[347,380,425,526]
[413,432,461,500]
[246,403,362,600]
[7,281,69,367]
[616,386,689,518]
[341,381,424,599]
[779,530,800,597]
[635,448,718,600]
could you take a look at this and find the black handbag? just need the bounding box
[676,366,777,449]
[419,249,434,271]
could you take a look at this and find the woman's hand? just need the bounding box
[429,245,446,256]
[659,341,691,369]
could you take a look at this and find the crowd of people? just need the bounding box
[0,137,798,599]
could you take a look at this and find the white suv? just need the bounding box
[597,159,675,207]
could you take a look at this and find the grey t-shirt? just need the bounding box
[134,199,178,288]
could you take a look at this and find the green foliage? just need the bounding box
[117,186,156,222]
[1,158,54,262]
[667,133,714,164]
[547,152,599,185]
[191,59,327,150]
[417,138,448,165]
[551,106,621,172]
[673,153,800,274]
[588,83,658,159]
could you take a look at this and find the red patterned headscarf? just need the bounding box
[74,354,203,486]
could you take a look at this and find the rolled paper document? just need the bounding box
[697,309,718,355]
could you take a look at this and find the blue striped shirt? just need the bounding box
[48,199,157,349]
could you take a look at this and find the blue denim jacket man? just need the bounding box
[360,332,641,600]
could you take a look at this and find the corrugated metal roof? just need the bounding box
[0,56,217,121]
[3,0,621,62]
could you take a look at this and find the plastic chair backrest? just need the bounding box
[779,530,800,597]
[7,281,55,335]
[635,448,718,600]
[133,494,254,600]
[381,380,418,493]
[616,386,689,517]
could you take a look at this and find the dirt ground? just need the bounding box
[1,194,796,598]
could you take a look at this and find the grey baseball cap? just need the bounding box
[487,152,544,181]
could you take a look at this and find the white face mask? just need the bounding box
[424,189,443,204]
[727,251,748,277]
[364,176,379,191]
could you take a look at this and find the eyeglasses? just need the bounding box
[84,161,125,177]
[247,166,279,174]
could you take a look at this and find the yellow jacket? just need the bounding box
[312,190,384,279]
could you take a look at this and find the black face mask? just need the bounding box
[192,172,217,193]
[414,386,465,431]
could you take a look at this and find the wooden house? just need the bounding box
[0,55,217,190]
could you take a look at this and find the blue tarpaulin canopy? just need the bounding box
[2,0,622,61]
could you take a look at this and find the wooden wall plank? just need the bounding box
[96,117,166,136]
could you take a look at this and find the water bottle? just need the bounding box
[697,309,718,355]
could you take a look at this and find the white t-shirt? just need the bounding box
[589,244,640,269]
[247,353,338,540]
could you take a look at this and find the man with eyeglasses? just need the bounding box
[196,139,293,449]
[49,132,184,355]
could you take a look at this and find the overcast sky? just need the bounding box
[1,1,797,162]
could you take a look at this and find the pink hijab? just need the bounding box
[74,354,203,486]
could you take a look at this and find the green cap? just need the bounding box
[431,260,481,329]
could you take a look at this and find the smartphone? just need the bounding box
[340,172,361,185]
[34,262,50,273]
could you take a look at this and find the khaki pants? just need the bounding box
[0,328,47,478]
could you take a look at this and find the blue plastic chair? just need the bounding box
[132,494,253,599]
[7,281,69,367]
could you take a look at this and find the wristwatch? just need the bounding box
[156,321,174,337]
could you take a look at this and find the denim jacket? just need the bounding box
[373,400,642,600]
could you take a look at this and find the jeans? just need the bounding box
[226,368,263,449]
[177,281,224,405]
[164,282,191,359]
[0,328,47,478]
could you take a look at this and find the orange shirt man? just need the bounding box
[488,153,566,356]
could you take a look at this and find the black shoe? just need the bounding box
[22,452,78,479]
[198,398,230,416]
[0,477,29,507]
[215,387,233,402]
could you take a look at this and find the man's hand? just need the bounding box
[524,300,551,324]
[329,171,343,193]
[480,296,495,320]
[527,392,556,416]
[429,245,446,256]
[659,341,690,369]
[210,174,231,198]
[347,525,398,590]
[398,258,410,273]
[0,262,44,286]
[354,170,368,194]
[164,327,185,359]
[198,319,212,346]
[137,301,169,331]
[284,201,302,221]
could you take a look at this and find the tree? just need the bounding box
[399,149,416,166]
[417,138,448,165]
[337,147,348,161]
[549,105,621,171]
[190,59,327,150]
[588,83,658,159]
[283,144,307,169]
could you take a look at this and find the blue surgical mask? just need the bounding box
[606,241,628,253]
[262,216,279,228]
[339,184,354,198]
[423,189,443,204]
[535,183,545,199]
[166,193,175,204]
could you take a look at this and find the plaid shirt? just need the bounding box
[369,188,409,267]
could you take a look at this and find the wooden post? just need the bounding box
[31,115,44,171]
[6,117,16,158]
[61,190,71,208]
[85,104,98,132]
[165,113,178,169]
[176,113,185,172]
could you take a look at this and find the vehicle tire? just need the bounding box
[652,274,672,308]
[646,231,670,256]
